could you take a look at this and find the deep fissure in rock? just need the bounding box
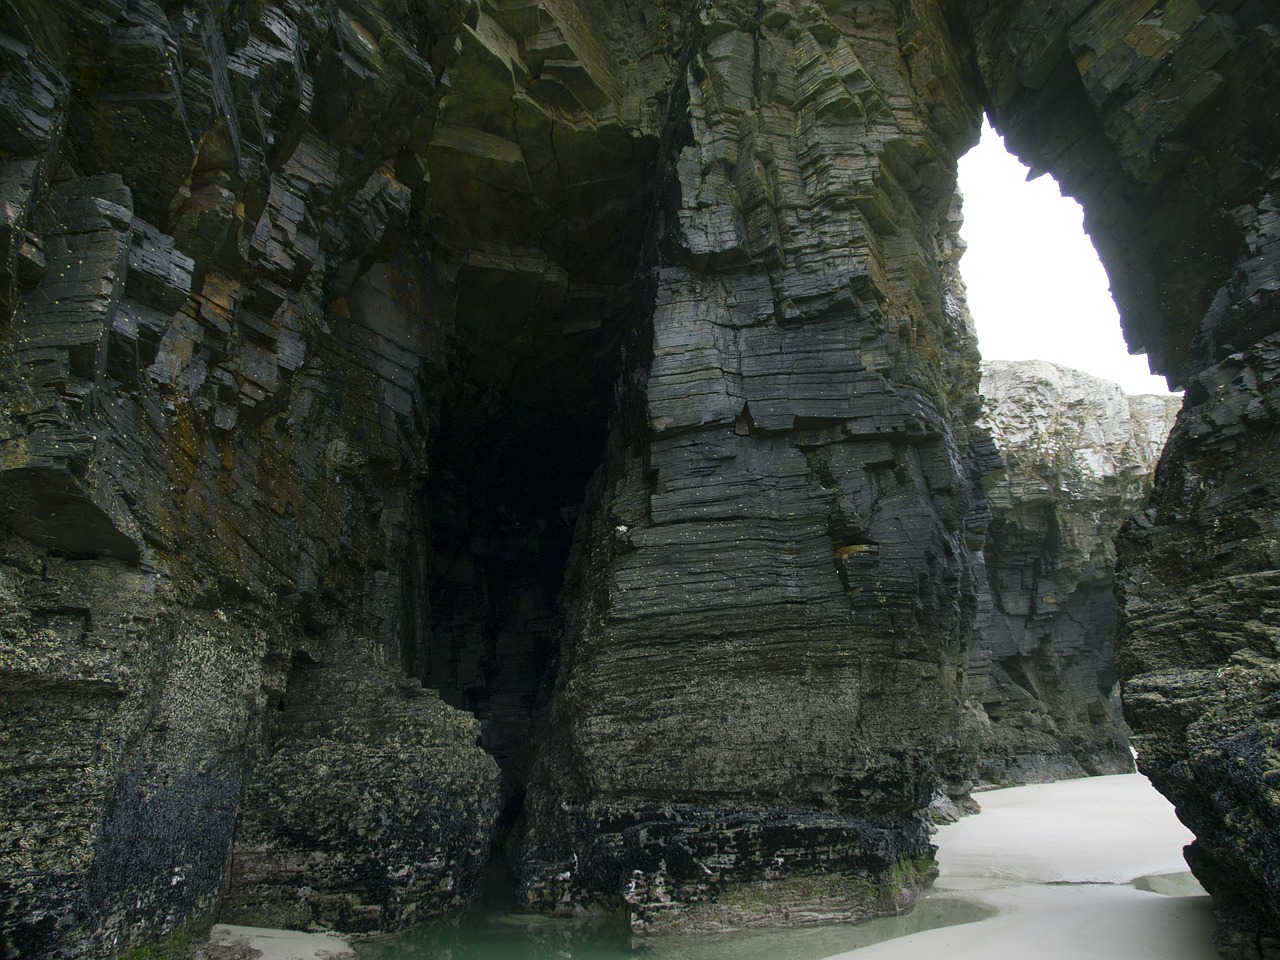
[410,313,620,838]
[400,11,691,881]
[401,179,667,881]
[956,129,1180,785]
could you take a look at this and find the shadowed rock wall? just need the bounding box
[973,360,1178,784]
[960,0,1280,953]
[0,0,674,953]
[0,0,503,954]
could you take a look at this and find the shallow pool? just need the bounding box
[354,893,995,960]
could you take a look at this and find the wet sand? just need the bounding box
[822,773,1217,960]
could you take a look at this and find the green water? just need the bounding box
[355,895,994,960]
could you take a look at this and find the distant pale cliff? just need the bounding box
[972,360,1179,784]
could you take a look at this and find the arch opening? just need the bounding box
[958,118,1177,398]
[956,118,1182,785]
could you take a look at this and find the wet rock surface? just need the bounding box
[0,0,1279,955]
[219,655,500,933]
[1119,346,1280,960]
[0,0,504,953]
[973,360,1178,784]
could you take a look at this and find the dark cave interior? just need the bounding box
[408,264,639,846]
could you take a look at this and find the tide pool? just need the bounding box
[354,894,995,960]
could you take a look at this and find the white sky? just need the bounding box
[957,120,1176,396]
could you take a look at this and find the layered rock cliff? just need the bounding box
[0,0,511,952]
[973,360,1178,784]
[0,0,993,949]
[1,0,1279,956]
[515,0,991,930]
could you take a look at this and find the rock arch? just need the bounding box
[0,0,1276,955]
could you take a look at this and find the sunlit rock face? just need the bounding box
[972,360,1178,785]
[960,0,1280,952]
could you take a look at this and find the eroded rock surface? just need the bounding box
[516,0,990,931]
[1120,355,1280,960]
[0,0,504,954]
[1,0,1279,955]
[973,360,1178,784]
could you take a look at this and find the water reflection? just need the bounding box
[356,894,994,960]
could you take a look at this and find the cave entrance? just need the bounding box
[956,117,1182,783]
[957,118,1174,397]
[402,256,641,884]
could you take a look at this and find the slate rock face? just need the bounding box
[973,360,1178,784]
[2,0,1280,954]
[0,0,671,952]
[0,0,505,955]
[960,0,1280,953]
[397,0,671,839]
[0,538,279,959]
[1119,355,1280,960]
[515,0,991,930]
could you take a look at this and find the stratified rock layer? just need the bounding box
[0,0,508,954]
[0,0,671,953]
[1120,359,1280,960]
[516,0,990,930]
[974,360,1178,784]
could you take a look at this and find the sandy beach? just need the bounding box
[200,924,357,960]
[822,773,1218,960]
[194,774,1216,960]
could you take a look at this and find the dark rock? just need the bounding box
[0,0,501,954]
[220,656,500,933]
[1,0,1279,953]
[1119,335,1280,958]
[518,790,935,932]
[0,538,287,958]
[517,0,988,930]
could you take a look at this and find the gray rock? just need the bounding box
[516,0,988,930]
[972,359,1179,784]
[0,0,502,954]
[1,0,1279,954]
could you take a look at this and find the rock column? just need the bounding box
[518,0,990,930]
